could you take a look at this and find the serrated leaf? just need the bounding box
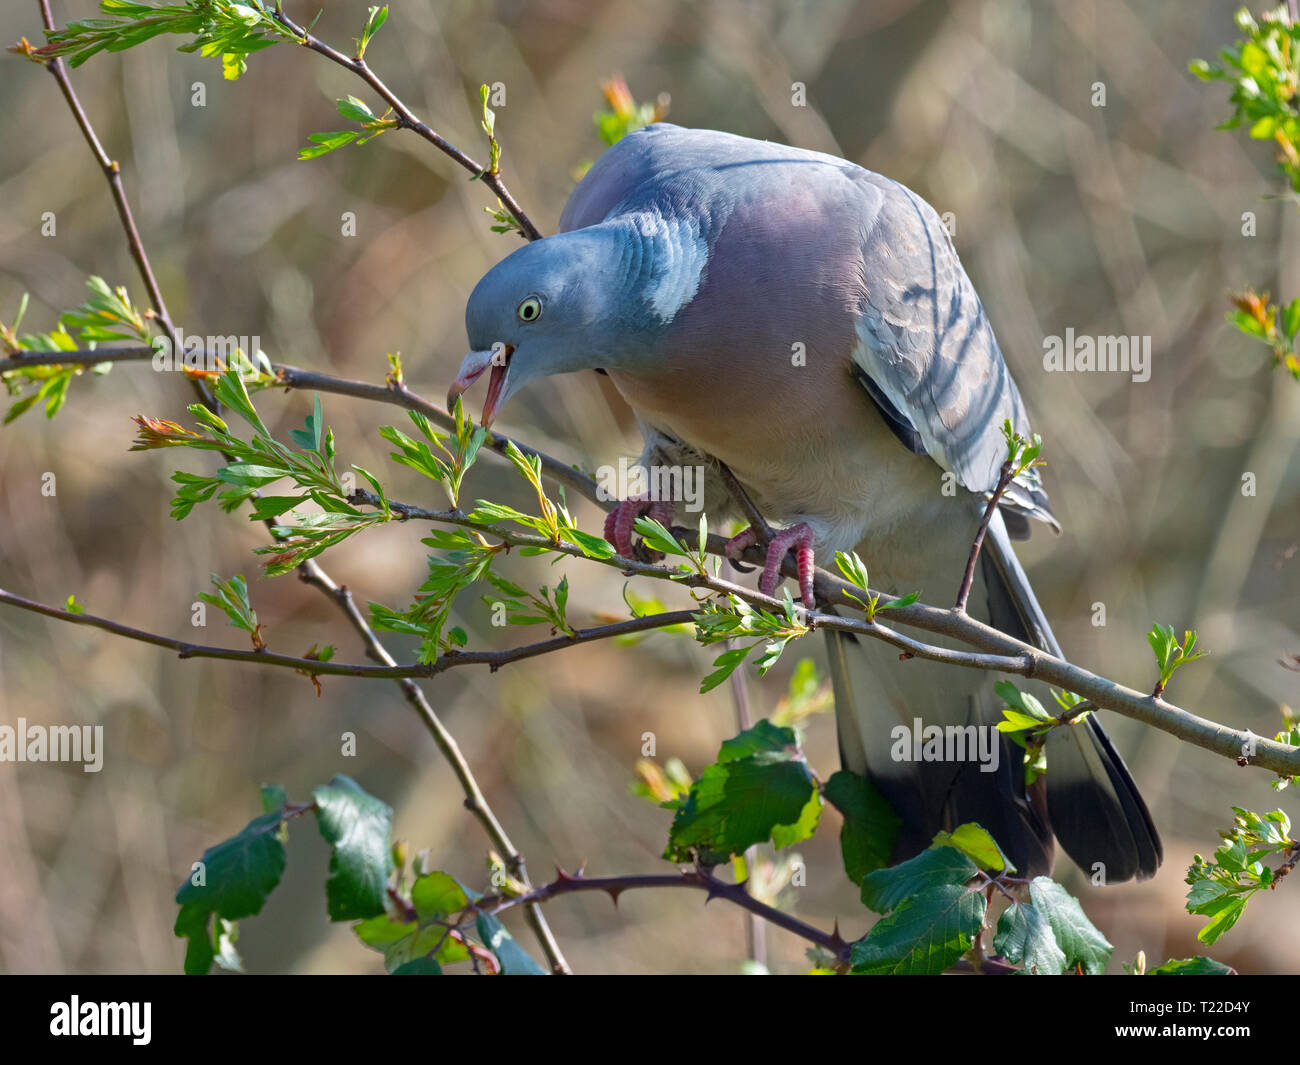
[850,883,986,975]
[994,902,1067,974]
[1148,955,1236,975]
[313,775,394,921]
[859,845,977,913]
[1029,877,1112,974]
[823,770,902,884]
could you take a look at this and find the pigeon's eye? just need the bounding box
[516,296,542,323]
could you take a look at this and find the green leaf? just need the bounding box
[1028,877,1113,974]
[336,95,376,123]
[1147,956,1236,975]
[173,807,290,974]
[850,884,986,975]
[260,784,288,813]
[664,721,818,862]
[931,823,1012,873]
[391,957,442,974]
[823,770,901,884]
[1284,297,1300,339]
[1192,893,1249,946]
[994,902,1067,974]
[299,130,360,160]
[476,912,548,974]
[312,775,394,921]
[411,871,469,921]
[859,845,977,914]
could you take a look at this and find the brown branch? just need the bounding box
[955,459,1015,613]
[338,492,1300,780]
[1,346,609,516]
[268,6,541,242]
[486,864,851,964]
[290,561,570,971]
[0,585,693,680]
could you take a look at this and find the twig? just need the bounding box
[725,642,768,970]
[291,561,570,971]
[0,585,694,679]
[269,6,541,242]
[486,864,851,963]
[1,346,609,515]
[955,459,1015,613]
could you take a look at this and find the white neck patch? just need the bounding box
[626,208,709,324]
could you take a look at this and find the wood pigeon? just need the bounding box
[448,123,1162,882]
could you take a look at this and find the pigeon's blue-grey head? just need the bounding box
[449,207,711,426]
[448,226,627,426]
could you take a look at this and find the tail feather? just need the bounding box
[827,507,1161,883]
[984,510,1162,882]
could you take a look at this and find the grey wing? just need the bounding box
[849,173,1056,531]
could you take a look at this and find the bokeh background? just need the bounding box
[1,0,1297,975]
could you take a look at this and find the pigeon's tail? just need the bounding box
[982,510,1162,882]
[826,509,1162,883]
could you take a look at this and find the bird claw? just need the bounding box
[726,522,817,610]
[603,495,675,559]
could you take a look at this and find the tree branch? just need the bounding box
[0,585,693,679]
[268,6,541,242]
[485,864,850,964]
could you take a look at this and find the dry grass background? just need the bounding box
[0,0,1297,974]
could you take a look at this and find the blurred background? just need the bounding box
[0,0,1297,975]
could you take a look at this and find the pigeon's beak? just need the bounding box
[447,345,513,428]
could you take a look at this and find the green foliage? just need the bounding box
[298,96,398,160]
[692,592,810,693]
[380,398,483,508]
[1,278,151,423]
[355,5,388,59]
[177,780,551,975]
[833,550,919,619]
[197,573,262,648]
[1144,955,1238,975]
[483,573,573,635]
[823,770,901,884]
[1022,877,1113,975]
[663,721,822,863]
[860,844,977,913]
[852,865,986,975]
[468,441,614,559]
[1147,624,1209,696]
[1229,288,1300,380]
[593,75,668,147]
[999,418,1044,478]
[475,912,548,975]
[314,776,396,921]
[1185,807,1297,945]
[132,368,387,572]
[1270,710,1300,790]
[1191,6,1300,195]
[174,806,291,975]
[34,0,301,80]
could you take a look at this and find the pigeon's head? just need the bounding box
[448,225,648,427]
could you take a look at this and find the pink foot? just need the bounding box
[603,496,675,558]
[727,522,817,609]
